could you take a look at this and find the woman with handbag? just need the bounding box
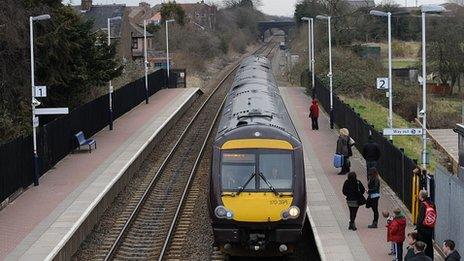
[342,172,366,231]
[336,128,352,175]
[367,168,381,228]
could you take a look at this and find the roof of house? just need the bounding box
[78,4,126,37]
[129,22,153,38]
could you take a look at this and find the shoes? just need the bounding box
[338,171,346,175]
[368,221,378,229]
[348,222,357,231]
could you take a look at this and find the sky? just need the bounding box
[63,0,448,17]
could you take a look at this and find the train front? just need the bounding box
[210,125,306,256]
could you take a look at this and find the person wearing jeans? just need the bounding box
[367,168,381,228]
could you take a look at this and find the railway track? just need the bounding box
[89,42,276,261]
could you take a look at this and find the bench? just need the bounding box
[75,131,96,153]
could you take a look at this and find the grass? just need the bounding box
[340,96,437,170]
[382,58,418,69]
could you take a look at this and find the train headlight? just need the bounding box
[281,206,300,220]
[215,206,233,219]
[288,206,300,218]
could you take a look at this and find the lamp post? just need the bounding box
[420,5,445,169]
[30,14,51,186]
[107,16,121,131]
[165,19,175,87]
[301,17,315,93]
[143,19,149,104]
[370,10,393,141]
[316,15,334,129]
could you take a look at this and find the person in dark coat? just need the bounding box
[309,99,320,130]
[443,240,461,261]
[367,168,380,228]
[336,128,352,175]
[405,232,419,260]
[410,241,433,261]
[362,135,381,176]
[416,190,436,259]
[342,172,365,231]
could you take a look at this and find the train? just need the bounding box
[209,55,307,256]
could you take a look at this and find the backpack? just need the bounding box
[422,201,436,228]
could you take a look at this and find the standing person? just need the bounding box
[410,241,432,261]
[336,128,351,175]
[387,208,407,261]
[367,168,380,228]
[443,240,461,261]
[416,190,436,259]
[405,232,420,260]
[342,172,365,231]
[309,99,320,130]
[362,135,381,176]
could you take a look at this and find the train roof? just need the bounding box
[215,55,299,141]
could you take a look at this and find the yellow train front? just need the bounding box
[209,56,306,256]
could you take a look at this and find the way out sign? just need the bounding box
[376,77,389,90]
[383,128,423,136]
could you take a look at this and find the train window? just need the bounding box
[259,153,293,190]
[221,153,255,191]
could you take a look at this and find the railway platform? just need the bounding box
[0,88,201,261]
[280,87,418,261]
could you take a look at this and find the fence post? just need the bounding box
[400,148,405,203]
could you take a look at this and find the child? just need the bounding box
[383,210,395,256]
[387,208,407,261]
[404,232,419,260]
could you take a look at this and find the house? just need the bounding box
[178,1,217,30]
[76,0,153,61]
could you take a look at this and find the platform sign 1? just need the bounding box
[33,116,39,128]
[35,107,69,115]
[376,77,389,90]
[35,86,47,97]
[383,128,423,136]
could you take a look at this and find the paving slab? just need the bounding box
[428,129,458,163]
[0,88,200,261]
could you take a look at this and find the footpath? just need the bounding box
[281,87,436,261]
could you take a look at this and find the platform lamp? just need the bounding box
[30,14,51,186]
[107,16,121,131]
[143,19,149,104]
[419,5,445,170]
[316,15,334,129]
[301,17,315,95]
[370,10,393,141]
[165,19,175,87]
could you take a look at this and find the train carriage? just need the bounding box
[209,55,307,256]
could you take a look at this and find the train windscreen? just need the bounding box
[221,150,293,191]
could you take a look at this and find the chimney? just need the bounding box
[81,0,92,11]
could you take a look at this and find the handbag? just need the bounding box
[333,154,344,168]
[357,181,366,206]
[366,197,373,208]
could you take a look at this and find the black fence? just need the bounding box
[314,77,417,210]
[0,69,182,204]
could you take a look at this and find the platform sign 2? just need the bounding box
[376,77,389,90]
[35,86,47,97]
